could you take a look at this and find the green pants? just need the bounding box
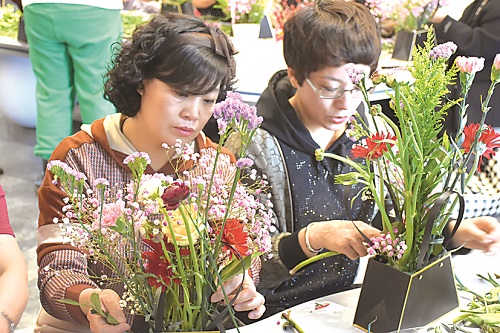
[24,4,122,160]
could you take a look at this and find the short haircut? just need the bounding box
[283,0,381,84]
[104,13,236,117]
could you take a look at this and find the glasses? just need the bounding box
[304,77,374,99]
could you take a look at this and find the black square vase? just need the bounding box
[353,255,458,333]
[391,29,428,61]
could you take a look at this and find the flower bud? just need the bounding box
[491,54,500,83]
[371,70,385,85]
[315,148,325,161]
[161,181,190,210]
[370,104,382,116]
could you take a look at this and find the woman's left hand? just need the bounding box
[211,273,266,320]
[451,216,500,253]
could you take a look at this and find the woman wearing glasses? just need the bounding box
[225,0,382,318]
[225,0,500,319]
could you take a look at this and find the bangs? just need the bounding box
[149,45,231,96]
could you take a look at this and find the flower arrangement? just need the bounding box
[364,0,447,32]
[216,0,267,24]
[270,0,313,41]
[46,92,272,332]
[315,30,500,273]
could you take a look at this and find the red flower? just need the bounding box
[141,239,190,290]
[463,123,500,170]
[161,181,190,210]
[218,219,249,258]
[351,132,397,160]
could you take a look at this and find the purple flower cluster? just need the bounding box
[236,157,254,169]
[430,42,457,60]
[213,91,263,134]
[345,63,366,85]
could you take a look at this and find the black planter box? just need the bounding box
[391,29,428,61]
[353,255,459,333]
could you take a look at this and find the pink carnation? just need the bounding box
[94,200,125,228]
[455,56,485,75]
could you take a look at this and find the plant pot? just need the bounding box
[391,29,429,61]
[353,255,458,333]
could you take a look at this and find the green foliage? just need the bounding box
[0,5,22,39]
[434,274,500,332]
[215,0,267,24]
[121,11,152,40]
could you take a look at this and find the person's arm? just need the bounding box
[432,4,500,61]
[0,234,28,332]
[447,216,500,252]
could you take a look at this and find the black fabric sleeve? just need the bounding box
[278,231,309,269]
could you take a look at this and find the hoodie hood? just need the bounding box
[256,70,354,155]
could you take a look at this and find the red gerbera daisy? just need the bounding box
[218,219,249,258]
[463,123,500,170]
[141,239,190,290]
[351,132,397,160]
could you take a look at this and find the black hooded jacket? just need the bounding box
[227,70,377,316]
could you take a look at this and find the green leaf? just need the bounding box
[90,293,105,316]
[105,313,120,325]
[109,216,126,234]
[58,298,83,306]
[219,255,254,282]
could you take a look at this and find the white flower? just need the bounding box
[138,177,165,201]
[391,68,415,85]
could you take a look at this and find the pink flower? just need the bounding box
[494,54,500,70]
[491,54,500,83]
[93,200,125,228]
[455,56,485,75]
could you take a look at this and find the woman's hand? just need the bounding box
[211,273,266,320]
[300,221,381,260]
[450,216,500,252]
[79,288,130,333]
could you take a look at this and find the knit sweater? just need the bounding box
[37,113,234,326]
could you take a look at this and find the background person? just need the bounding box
[22,0,123,185]
[0,185,29,333]
[431,0,500,130]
